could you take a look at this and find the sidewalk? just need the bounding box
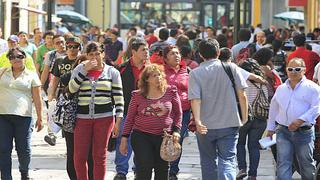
[11,127,282,180]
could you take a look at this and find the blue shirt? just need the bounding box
[267,76,320,131]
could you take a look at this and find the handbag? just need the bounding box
[160,130,182,162]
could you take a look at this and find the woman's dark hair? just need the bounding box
[239,58,264,77]
[85,42,102,54]
[265,34,275,44]
[6,47,26,59]
[251,48,274,65]
[180,45,191,58]
[272,39,283,54]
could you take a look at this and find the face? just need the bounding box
[87,50,103,64]
[66,43,80,58]
[45,35,54,45]
[8,40,18,49]
[286,60,305,82]
[206,28,214,37]
[147,71,163,87]
[133,45,149,62]
[18,33,28,43]
[35,29,42,38]
[53,37,65,52]
[165,48,181,67]
[256,33,265,44]
[9,50,25,68]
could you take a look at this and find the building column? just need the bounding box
[252,0,261,27]
[4,0,11,38]
[19,0,29,33]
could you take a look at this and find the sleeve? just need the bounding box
[188,71,201,100]
[31,72,41,87]
[111,68,124,118]
[232,64,248,90]
[238,66,251,81]
[267,93,279,131]
[171,87,182,133]
[35,47,43,65]
[44,51,52,65]
[298,86,320,125]
[314,63,320,80]
[122,92,139,137]
[68,64,88,93]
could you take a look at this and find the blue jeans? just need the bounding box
[237,118,267,176]
[196,127,239,180]
[170,110,191,175]
[276,125,315,180]
[115,115,134,175]
[0,115,33,180]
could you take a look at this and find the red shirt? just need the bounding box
[145,34,158,47]
[288,47,320,80]
[87,69,103,80]
[130,58,145,85]
[123,86,182,136]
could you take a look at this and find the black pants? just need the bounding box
[131,130,169,180]
[64,131,94,180]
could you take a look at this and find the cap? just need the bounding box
[66,37,81,45]
[7,35,19,42]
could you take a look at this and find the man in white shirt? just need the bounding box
[267,58,320,180]
[0,28,8,55]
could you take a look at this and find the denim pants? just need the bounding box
[276,125,315,180]
[237,118,267,176]
[170,110,191,175]
[196,127,239,180]
[115,115,134,175]
[0,115,33,180]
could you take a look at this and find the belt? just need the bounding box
[278,124,312,132]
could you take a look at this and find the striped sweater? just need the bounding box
[69,63,124,119]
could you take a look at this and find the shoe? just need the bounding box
[113,173,127,180]
[247,176,256,180]
[236,169,247,179]
[21,172,31,180]
[169,173,178,180]
[44,134,56,146]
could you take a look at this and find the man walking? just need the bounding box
[188,39,248,180]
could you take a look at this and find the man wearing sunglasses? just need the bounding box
[267,58,320,180]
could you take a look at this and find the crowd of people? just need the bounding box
[0,22,320,180]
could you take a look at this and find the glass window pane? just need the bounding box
[216,4,227,28]
[120,10,140,25]
[204,5,213,27]
[166,11,200,26]
[168,3,194,10]
[120,2,140,10]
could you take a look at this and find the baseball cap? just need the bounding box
[7,35,19,42]
[66,37,81,45]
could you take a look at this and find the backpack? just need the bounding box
[236,43,256,64]
[251,83,269,120]
[49,51,57,73]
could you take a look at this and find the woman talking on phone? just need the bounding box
[69,42,124,180]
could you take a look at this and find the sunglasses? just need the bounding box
[67,45,80,49]
[287,67,305,73]
[8,54,25,61]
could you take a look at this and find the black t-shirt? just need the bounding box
[52,56,76,87]
[104,40,123,61]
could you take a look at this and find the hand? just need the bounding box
[35,118,43,132]
[172,132,181,143]
[266,130,275,140]
[84,60,98,72]
[288,119,305,131]
[196,121,208,135]
[112,120,121,138]
[119,137,128,156]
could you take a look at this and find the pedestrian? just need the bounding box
[113,38,149,180]
[188,39,248,180]
[267,58,320,180]
[17,31,37,59]
[70,42,124,180]
[0,47,43,180]
[119,64,182,180]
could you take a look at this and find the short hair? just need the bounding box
[53,35,63,41]
[169,29,178,37]
[219,47,232,62]
[159,28,169,41]
[162,45,179,59]
[185,29,197,40]
[131,38,147,52]
[180,45,191,58]
[288,58,306,67]
[198,39,220,59]
[238,28,251,41]
[216,34,228,48]
[43,31,55,39]
[129,27,137,34]
[306,33,315,40]
[293,34,306,47]
[313,28,320,33]
[252,48,274,65]
[33,27,40,34]
[6,47,26,59]
[138,64,167,97]
[17,31,27,36]
[265,34,275,44]
[176,35,190,49]
[85,42,102,54]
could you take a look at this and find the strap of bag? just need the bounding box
[251,82,268,101]
[0,68,7,80]
[221,62,242,120]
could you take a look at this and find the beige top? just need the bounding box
[0,67,41,117]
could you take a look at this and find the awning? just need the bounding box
[288,0,308,7]
[14,5,47,15]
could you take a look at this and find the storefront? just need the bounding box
[118,0,252,29]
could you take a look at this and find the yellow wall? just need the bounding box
[306,0,319,31]
[252,0,261,27]
[87,0,110,29]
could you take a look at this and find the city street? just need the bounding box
[10,124,292,180]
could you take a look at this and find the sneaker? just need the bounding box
[169,173,178,180]
[236,169,247,179]
[247,176,257,180]
[21,172,31,180]
[113,173,127,180]
[44,134,56,146]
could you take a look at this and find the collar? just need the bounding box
[296,47,306,51]
[200,58,219,66]
[130,58,145,69]
[285,76,307,89]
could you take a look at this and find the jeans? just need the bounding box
[196,127,239,180]
[276,125,315,180]
[115,115,134,175]
[237,118,267,176]
[74,117,114,180]
[170,110,191,175]
[0,115,33,180]
[131,130,169,180]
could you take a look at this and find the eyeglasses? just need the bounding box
[287,67,305,73]
[67,45,80,49]
[8,54,25,61]
[55,41,65,45]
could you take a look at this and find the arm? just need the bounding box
[237,89,248,124]
[41,64,50,87]
[248,73,268,84]
[48,76,60,101]
[32,86,43,132]
[171,88,182,134]
[111,69,124,137]
[191,99,208,134]
[266,95,279,138]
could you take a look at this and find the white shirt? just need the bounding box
[166,37,177,45]
[267,76,320,131]
[314,63,320,85]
